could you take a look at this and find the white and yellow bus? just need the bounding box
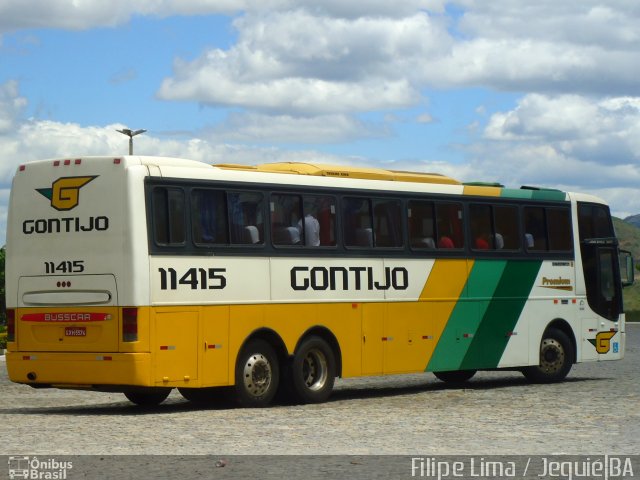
[4,156,633,406]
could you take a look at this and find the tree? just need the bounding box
[0,247,5,325]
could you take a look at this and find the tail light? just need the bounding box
[122,308,138,342]
[7,309,15,342]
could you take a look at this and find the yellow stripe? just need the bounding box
[419,259,473,365]
[463,185,502,197]
[420,259,472,301]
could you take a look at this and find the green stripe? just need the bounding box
[530,190,567,201]
[500,188,534,199]
[426,260,506,372]
[459,260,542,370]
[500,188,567,202]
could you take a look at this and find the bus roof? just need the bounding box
[213,161,576,201]
[215,162,462,185]
[15,156,581,203]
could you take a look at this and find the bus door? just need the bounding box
[577,203,624,361]
[580,240,623,360]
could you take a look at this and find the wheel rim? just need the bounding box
[539,338,565,374]
[302,348,328,392]
[243,353,272,397]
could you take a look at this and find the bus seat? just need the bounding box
[243,225,260,244]
[286,226,301,244]
[413,237,435,249]
[493,233,504,249]
[273,226,301,245]
[438,236,454,249]
[356,228,373,247]
[524,233,534,248]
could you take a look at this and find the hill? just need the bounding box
[623,214,640,229]
[613,217,640,319]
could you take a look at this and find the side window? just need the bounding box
[271,194,303,246]
[547,208,572,252]
[408,200,436,249]
[228,191,264,245]
[343,197,373,247]
[303,195,337,247]
[494,205,520,250]
[578,204,613,240]
[373,199,403,248]
[191,189,228,245]
[524,207,548,251]
[470,204,492,250]
[436,202,464,248]
[470,204,520,251]
[152,187,185,245]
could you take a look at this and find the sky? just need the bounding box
[1,0,640,243]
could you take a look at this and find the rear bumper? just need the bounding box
[6,351,152,388]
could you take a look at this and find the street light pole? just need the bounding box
[116,128,146,155]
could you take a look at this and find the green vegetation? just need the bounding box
[0,247,4,328]
[1,247,6,349]
[613,218,640,321]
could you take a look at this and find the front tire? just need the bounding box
[522,328,573,383]
[124,388,172,406]
[289,336,336,404]
[234,339,280,408]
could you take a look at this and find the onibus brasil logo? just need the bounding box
[36,176,97,211]
[8,456,73,479]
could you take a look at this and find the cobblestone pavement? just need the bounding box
[1,324,638,456]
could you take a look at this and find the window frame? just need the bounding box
[151,185,186,248]
[145,177,575,260]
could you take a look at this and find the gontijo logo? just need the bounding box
[36,176,97,211]
[588,331,617,354]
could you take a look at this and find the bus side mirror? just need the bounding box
[620,250,634,287]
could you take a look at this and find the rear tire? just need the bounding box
[178,387,229,405]
[433,369,476,384]
[288,336,336,404]
[234,339,280,408]
[124,388,172,406]
[522,328,573,383]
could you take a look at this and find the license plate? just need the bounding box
[65,326,86,337]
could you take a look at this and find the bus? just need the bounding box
[4,156,634,407]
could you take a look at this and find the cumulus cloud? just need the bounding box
[484,94,640,166]
[455,1,640,48]
[152,1,640,125]
[429,1,640,94]
[457,95,640,217]
[0,0,246,32]
[0,80,27,134]
[0,0,445,33]
[207,112,385,143]
[157,10,448,114]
